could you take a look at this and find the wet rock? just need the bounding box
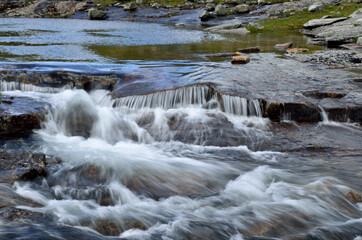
[94,219,146,236]
[238,46,261,53]
[291,50,362,67]
[286,48,309,54]
[123,2,138,11]
[0,150,47,184]
[231,56,250,64]
[0,207,46,223]
[199,11,215,21]
[308,4,324,12]
[215,4,228,16]
[346,191,362,203]
[235,4,249,13]
[151,3,162,8]
[274,42,293,50]
[136,0,147,4]
[175,23,185,27]
[265,102,321,122]
[303,17,347,28]
[247,22,264,30]
[303,91,345,99]
[0,113,42,138]
[88,9,107,20]
[205,23,249,34]
[0,183,42,209]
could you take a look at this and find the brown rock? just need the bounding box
[0,113,42,137]
[286,48,309,54]
[274,42,293,50]
[94,219,147,236]
[347,191,362,203]
[238,46,261,53]
[206,52,240,58]
[231,56,250,64]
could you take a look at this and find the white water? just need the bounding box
[1,88,360,239]
[222,95,263,117]
[0,80,72,93]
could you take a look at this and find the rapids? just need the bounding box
[0,88,361,240]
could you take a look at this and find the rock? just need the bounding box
[247,22,264,30]
[308,4,324,12]
[231,56,250,64]
[94,219,147,236]
[238,46,261,53]
[205,3,215,11]
[303,17,347,28]
[286,48,309,54]
[357,37,362,45]
[235,4,249,13]
[136,0,147,4]
[205,23,249,34]
[0,0,27,11]
[265,102,321,122]
[274,42,293,50]
[175,23,185,27]
[0,113,42,137]
[225,0,242,5]
[258,0,266,5]
[346,191,362,203]
[206,52,240,57]
[215,4,228,16]
[291,50,362,67]
[151,3,162,8]
[88,9,107,20]
[0,150,47,184]
[199,11,215,21]
[123,2,138,11]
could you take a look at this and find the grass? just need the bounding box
[246,3,361,33]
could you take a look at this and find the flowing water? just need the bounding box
[0,17,361,240]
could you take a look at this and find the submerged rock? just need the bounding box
[286,48,309,54]
[238,46,261,53]
[231,56,250,64]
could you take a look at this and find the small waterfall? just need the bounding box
[222,95,263,117]
[319,106,329,122]
[0,80,72,93]
[112,85,212,110]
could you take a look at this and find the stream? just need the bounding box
[0,17,361,240]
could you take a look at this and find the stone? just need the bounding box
[88,9,107,20]
[225,0,242,5]
[205,3,215,11]
[286,48,309,54]
[199,11,215,21]
[238,46,261,53]
[258,0,266,5]
[0,150,47,184]
[308,4,324,12]
[274,42,293,50]
[0,113,41,137]
[175,23,185,27]
[205,52,240,57]
[357,37,362,46]
[303,17,347,28]
[215,4,228,16]
[347,191,362,203]
[235,4,249,13]
[151,3,162,8]
[123,2,138,11]
[247,22,264,29]
[231,56,250,64]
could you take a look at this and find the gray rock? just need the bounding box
[357,37,362,46]
[225,0,242,5]
[247,22,264,29]
[308,4,324,12]
[199,11,215,21]
[215,4,228,16]
[235,4,249,13]
[206,3,215,11]
[124,2,138,11]
[151,3,162,8]
[274,42,293,50]
[303,17,347,28]
[205,22,250,34]
[88,9,107,20]
[258,0,266,5]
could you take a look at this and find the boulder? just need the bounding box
[308,4,324,12]
[88,9,107,20]
[231,56,250,64]
[235,4,249,13]
[274,42,293,50]
[151,3,162,8]
[123,2,138,11]
[0,113,41,137]
[357,37,362,46]
[225,0,242,5]
[247,22,264,30]
[215,4,228,16]
[238,46,261,53]
[199,11,215,21]
[136,0,147,4]
[303,17,347,28]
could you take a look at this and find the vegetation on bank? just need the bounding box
[246,3,361,32]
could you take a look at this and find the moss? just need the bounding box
[250,3,361,33]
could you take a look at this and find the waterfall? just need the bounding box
[0,80,72,93]
[319,106,329,122]
[111,85,213,110]
[222,95,263,117]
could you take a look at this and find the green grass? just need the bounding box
[247,3,361,33]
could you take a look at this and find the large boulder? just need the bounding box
[235,4,249,13]
[215,4,228,16]
[88,9,107,20]
[123,2,137,11]
[199,11,215,21]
